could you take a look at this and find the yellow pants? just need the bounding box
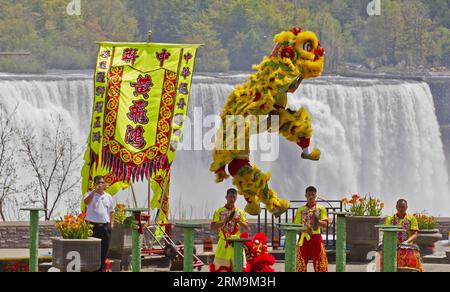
[213,237,246,272]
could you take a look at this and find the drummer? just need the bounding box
[385,199,424,272]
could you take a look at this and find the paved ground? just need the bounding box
[0,248,52,259]
[2,241,449,272]
[141,262,450,272]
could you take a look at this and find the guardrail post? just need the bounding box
[278,223,305,272]
[227,238,251,272]
[20,208,47,272]
[125,208,148,272]
[376,225,403,272]
[330,212,349,272]
[175,222,202,272]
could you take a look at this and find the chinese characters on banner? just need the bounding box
[82,42,200,223]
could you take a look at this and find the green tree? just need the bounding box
[0,0,449,73]
[420,0,450,28]
[182,21,230,72]
[399,0,434,66]
[309,11,348,73]
[0,0,43,72]
[432,26,450,67]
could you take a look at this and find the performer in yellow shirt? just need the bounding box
[210,188,249,272]
[294,186,328,272]
[384,199,424,272]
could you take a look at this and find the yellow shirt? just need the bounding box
[294,204,328,235]
[212,206,247,240]
[385,213,419,243]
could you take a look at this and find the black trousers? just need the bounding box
[91,223,112,271]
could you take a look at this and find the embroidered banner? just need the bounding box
[81,42,200,210]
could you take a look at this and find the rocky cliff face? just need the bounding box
[428,78,450,172]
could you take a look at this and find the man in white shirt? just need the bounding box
[84,175,114,272]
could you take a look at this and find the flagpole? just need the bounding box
[157,170,170,224]
[130,183,138,208]
[147,30,153,43]
[148,176,152,220]
[147,30,153,220]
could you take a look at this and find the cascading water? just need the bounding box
[0,73,448,218]
[0,75,92,143]
[272,78,450,215]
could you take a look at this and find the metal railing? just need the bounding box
[257,200,343,249]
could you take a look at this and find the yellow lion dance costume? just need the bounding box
[210,27,325,217]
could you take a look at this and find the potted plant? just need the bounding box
[108,204,132,271]
[52,213,101,272]
[342,195,385,262]
[413,213,442,256]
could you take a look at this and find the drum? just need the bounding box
[378,243,424,272]
[397,244,423,272]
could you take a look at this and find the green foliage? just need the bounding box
[0,56,45,74]
[0,0,137,73]
[182,21,230,72]
[0,0,448,73]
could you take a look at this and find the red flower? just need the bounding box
[280,46,296,60]
[290,27,302,35]
[314,47,325,61]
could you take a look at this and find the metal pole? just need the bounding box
[29,211,39,272]
[126,208,148,272]
[279,224,304,272]
[331,212,349,272]
[20,208,46,273]
[184,228,194,272]
[131,226,141,272]
[130,184,139,208]
[375,225,403,273]
[228,238,251,272]
[148,31,153,42]
[381,228,400,272]
[336,215,346,272]
[147,178,152,219]
[176,222,202,272]
[284,228,297,272]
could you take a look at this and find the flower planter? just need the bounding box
[417,229,442,256]
[346,216,384,262]
[108,223,132,271]
[52,237,101,272]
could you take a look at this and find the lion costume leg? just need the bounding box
[278,107,321,161]
[229,160,290,217]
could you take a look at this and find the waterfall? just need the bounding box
[174,77,450,217]
[280,78,450,215]
[0,74,448,218]
[0,76,92,143]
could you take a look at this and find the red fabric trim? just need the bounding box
[228,159,251,177]
[396,213,407,219]
[224,205,236,211]
[209,263,232,273]
[306,203,317,209]
[297,137,311,149]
